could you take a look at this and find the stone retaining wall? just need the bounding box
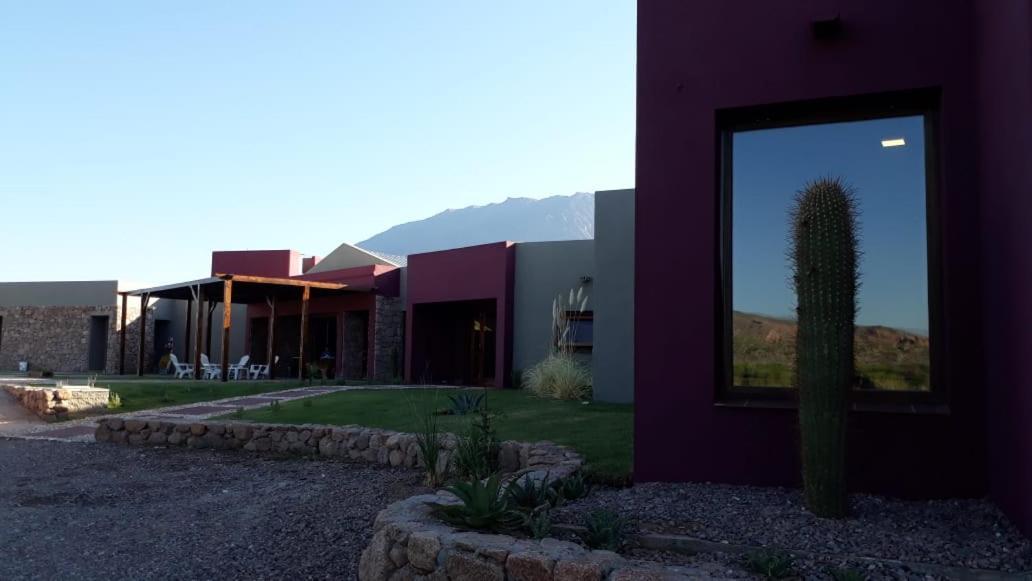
[357,493,705,581]
[4,384,110,419]
[93,418,582,483]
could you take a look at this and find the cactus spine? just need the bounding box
[790,177,859,519]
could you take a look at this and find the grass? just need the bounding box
[227,388,634,481]
[98,380,303,413]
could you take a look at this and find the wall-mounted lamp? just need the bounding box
[881,138,906,148]
[812,15,842,40]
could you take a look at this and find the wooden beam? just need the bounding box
[193,287,204,381]
[184,297,193,361]
[137,293,150,377]
[266,296,277,380]
[214,273,348,290]
[220,279,232,382]
[205,301,216,356]
[118,292,128,375]
[298,285,311,380]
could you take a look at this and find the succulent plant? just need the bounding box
[790,177,860,519]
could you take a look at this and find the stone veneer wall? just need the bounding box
[94,418,583,482]
[373,296,404,381]
[3,384,110,419]
[0,304,153,374]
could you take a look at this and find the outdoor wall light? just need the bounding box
[812,15,842,40]
[881,138,906,148]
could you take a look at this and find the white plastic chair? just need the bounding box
[249,356,279,380]
[167,354,195,379]
[200,353,221,380]
[228,355,251,380]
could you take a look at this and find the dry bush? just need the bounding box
[526,355,592,400]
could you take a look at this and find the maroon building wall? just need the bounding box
[975,1,1032,536]
[635,0,989,499]
[211,250,303,278]
[405,242,515,387]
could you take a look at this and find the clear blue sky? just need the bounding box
[0,2,635,284]
[732,116,930,333]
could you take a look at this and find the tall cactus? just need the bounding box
[790,177,859,518]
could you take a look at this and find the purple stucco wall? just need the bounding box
[975,1,1032,536]
[635,0,991,500]
[405,242,515,387]
[211,250,303,278]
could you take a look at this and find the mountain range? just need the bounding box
[358,192,595,256]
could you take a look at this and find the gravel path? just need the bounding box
[0,438,428,580]
[553,482,1032,576]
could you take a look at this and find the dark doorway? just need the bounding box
[153,319,171,372]
[250,317,269,363]
[341,311,368,380]
[88,316,109,371]
[411,299,497,386]
[310,315,339,379]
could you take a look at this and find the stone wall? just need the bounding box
[373,296,404,382]
[0,304,153,374]
[94,418,583,483]
[358,493,699,580]
[3,384,110,419]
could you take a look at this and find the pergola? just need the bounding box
[121,274,354,382]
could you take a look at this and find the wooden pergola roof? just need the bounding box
[119,274,362,382]
[123,273,358,303]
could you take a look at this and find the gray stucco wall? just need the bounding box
[512,240,595,382]
[0,281,118,307]
[151,299,246,367]
[592,189,635,403]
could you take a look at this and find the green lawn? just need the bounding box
[100,380,304,413]
[229,389,634,481]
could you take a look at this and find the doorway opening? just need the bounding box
[411,299,497,386]
[88,316,109,372]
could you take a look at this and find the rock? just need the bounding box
[389,544,409,568]
[127,433,146,446]
[553,560,605,581]
[167,432,185,446]
[186,436,208,449]
[125,420,147,433]
[207,423,225,436]
[388,566,418,581]
[506,552,555,581]
[106,418,124,431]
[355,432,371,450]
[319,438,339,457]
[407,532,442,571]
[389,449,405,466]
[189,423,206,436]
[445,552,504,581]
[94,425,111,442]
[358,529,397,580]
[233,425,252,440]
[147,431,168,445]
[498,442,521,473]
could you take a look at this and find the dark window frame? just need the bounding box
[716,88,947,409]
[565,310,594,352]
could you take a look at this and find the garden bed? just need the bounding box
[551,482,1032,579]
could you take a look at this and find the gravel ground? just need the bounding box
[0,438,429,580]
[554,482,1032,577]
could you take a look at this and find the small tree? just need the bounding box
[790,177,860,518]
[551,287,588,357]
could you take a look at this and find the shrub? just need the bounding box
[106,392,122,410]
[744,549,795,579]
[269,400,282,413]
[551,472,590,505]
[525,355,592,400]
[526,508,553,540]
[790,177,860,519]
[447,392,485,416]
[415,407,443,487]
[581,509,629,551]
[453,409,500,480]
[507,473,554,512]
[429,474,522,532]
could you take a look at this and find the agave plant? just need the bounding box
[550,472,590,505]
[429,474,522,532]
[447,391,485,416]
[506,473,554,512]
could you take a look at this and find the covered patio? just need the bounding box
[122,274,357,382]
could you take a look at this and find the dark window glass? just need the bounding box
[730,115,931,392]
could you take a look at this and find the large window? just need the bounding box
[722,103,937,397]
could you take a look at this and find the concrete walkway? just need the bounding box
[0,384,447,444]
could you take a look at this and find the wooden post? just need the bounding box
[298,285,310,380]
[118,292,128,375]
[220,279,232,382]
[137,293,150,376]
[194,287,204,381]
[184,297,193,360]
[205,301,216,356]
[266,296,277,380]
